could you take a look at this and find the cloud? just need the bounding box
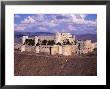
[14,14,97,34]
[80,14,87,19]
[14,24,26,31]
[47,20,58,27]
[21,16,35,24]
[51,14,96,27]
[68,25,77,31]
[14,16,36,31]
[38,27,47,31]
[70,14,96,26]
[14,15,21,18]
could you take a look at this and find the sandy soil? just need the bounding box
[14,49,97,76]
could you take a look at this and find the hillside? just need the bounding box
[14,50,97,76]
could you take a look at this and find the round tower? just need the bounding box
[55,32,61,44]
[35,36,38,45]
[22,36,28,44]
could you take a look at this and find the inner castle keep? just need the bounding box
[20,32,97,56]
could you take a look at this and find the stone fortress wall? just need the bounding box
[20,32,97,56]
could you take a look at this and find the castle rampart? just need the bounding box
[20,32,96,56]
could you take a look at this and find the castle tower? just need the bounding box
[55,32,61,44]
[35,36,38,45]
[22,36,28,44]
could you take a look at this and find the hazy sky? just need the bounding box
[14,14,97,34]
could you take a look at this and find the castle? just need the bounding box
[20,32,97,56]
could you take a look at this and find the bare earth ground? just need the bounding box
[14,49,97,76]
